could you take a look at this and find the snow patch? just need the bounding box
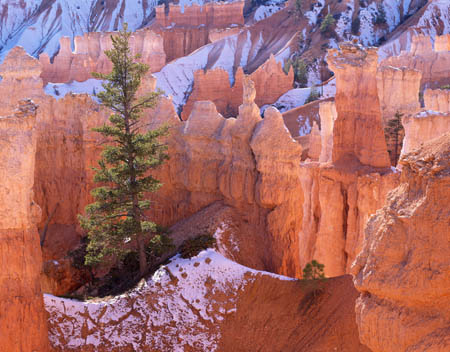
[45,249,294,350]
[44,79,104,99]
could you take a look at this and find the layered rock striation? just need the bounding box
[154,2,245,28]
[352,133,450,351]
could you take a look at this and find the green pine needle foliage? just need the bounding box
[302,260,326,280]
[78,24,171,276]
[320,13,336,34]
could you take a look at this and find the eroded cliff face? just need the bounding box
[401,87,450,158]
[381,35,450,90]
[181,54,294,119]
[0,99,49,351]
[154,2,245,28]
[352,133,450,352]
[2,44,406,285]
[0,46,110,295]
[39,30,166,84]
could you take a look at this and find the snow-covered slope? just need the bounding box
[0,0,159,62]
[45,249,293,351]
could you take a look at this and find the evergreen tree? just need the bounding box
[320,13,336,34]
[79,24,170,277]
[384,111,404,165]
[302,260,325,280]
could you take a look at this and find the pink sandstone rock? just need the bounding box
[40,30,166,84]
[401,110,450,157]
[381,35,450,90]
[319,101,337,163]
[154,2,245,28]
[327,43,391,169]
[0,99,49,351]
[352,133,450,352]
[424,88,450,112]
[435,34,450,52]
[182,54,293,119]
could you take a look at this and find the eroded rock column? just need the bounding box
[327,43,390,169]
[0,100,49,351]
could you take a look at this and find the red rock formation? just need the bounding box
[0,47,44,115]
[154,27,210,62]
[435,34,450,52]
[308,121,321,160]
[352,133,450,351]
[327,43,391,169]
[401,110,450,157]
[377,66,422,125]
[318,101,337,163]
[0,99,49,351]
[181,54,293,119]
[424,88,450,112]
[381,35,450,90]
[39,30,166,84]
[154,2,244,28]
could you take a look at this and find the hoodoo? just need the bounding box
[0,1,449,351]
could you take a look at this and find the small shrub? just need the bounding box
[302,260,325,280]
[305,86,320,104]
[301,260,326,298]
[320,13,336,34]
[180,234,216,259]
[285,57,309,87]
[440,84,450,90]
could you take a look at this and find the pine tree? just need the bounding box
[78,24,170,277]
[384,111,404,165]
[302,260,325,280]
[320,13,336,34]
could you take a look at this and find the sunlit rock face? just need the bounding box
[0,99,49,351]
[181,54,293,120]
[381,35,450,90]
[39,30,166,85]
[327,43,391,169]
[352,133,450,352]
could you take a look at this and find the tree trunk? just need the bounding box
[137,233,147,277]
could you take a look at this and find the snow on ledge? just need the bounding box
[45,249,295,351]
[44,79,104,100]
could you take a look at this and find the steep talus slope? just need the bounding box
[45,249,369,352]
[352,133,450,351]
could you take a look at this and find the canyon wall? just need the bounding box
[0,98,49,350]
[401,88,450,157]
[381,35,450,90]
[39,30,166,84]
[3,44,403,284]
[154,2,245,28]
[376,66,422,125]
[181,54,294,119]
[352,133,450,351]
